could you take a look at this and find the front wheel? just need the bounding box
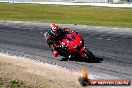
[82,48,96,62]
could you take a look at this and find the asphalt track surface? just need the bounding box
[0,21,132,80]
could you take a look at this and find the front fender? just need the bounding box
[81,47,86,52]
[80,47,86,58]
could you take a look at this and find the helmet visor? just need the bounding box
[52,28,58,34]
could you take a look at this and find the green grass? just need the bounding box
[0,3,132,28]
[0,78,31,88]
[0,78,51,88]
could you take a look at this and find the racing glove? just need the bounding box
[55,45,67,51]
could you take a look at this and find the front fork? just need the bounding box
[80,46,86,58]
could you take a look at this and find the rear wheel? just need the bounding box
[83,48,96,62]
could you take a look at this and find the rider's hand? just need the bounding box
[54,44,67,51]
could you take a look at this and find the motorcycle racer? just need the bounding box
[44,24,101,62]
[45,23,74,58]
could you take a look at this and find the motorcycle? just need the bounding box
[44,31,97,62]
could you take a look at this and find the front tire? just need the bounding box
[83,48,96,62]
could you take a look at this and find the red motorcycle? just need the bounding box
[44,31,97,62]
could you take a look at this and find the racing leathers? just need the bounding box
[46,28,70,52]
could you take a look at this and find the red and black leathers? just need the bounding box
[46,28,70,51]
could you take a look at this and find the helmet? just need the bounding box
[50,23,59,35]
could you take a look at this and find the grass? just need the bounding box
[0,3,132,28]
[0,78,31,88]
[0,77,51,88]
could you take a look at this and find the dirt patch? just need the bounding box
[0,53,83,88]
